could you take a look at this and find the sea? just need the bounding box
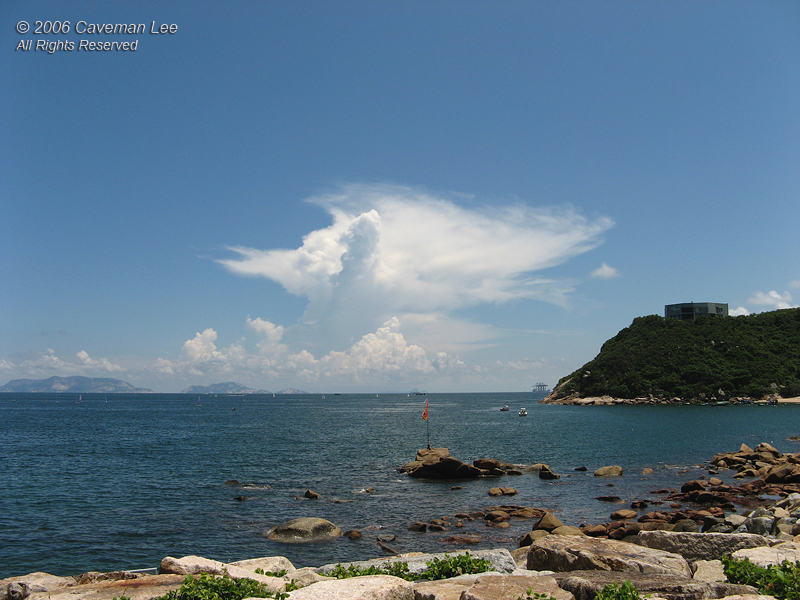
[1,391,798,579]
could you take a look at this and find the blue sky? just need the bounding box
[2,1,798,393]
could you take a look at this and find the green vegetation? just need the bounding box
[327,561,413,580]
[327,551,493,581]
[155,573,289,600]
[553,308,800,401]
[594,580,644,600]
[722,556,800,600]
[418,552,492,580]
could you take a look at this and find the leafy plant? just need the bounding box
[722,556,800,600]
[516,589,557,600]
[155,573,288,600]
[418,552,492,580]
[253,568,288,577]
[327,552,493,582]
[594,580,643,600]
[327,561,412,580]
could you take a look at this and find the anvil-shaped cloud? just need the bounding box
[218,184,614,354]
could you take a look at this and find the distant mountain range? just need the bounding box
[0,376,154,393]
[0,377,310,395]
[181,382,271,394]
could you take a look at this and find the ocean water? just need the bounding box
[1,392,799,579]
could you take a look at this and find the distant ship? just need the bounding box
[533,382,549,392]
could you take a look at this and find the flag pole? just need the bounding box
[423,397,430,449]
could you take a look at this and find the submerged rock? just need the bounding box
[267,518,342,543]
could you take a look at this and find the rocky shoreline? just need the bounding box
[6,442,800,600]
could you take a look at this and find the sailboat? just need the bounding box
[196,396,201,407]
[76,395,82,403]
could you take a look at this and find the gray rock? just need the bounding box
[637,531,768,562]
[24,575,186,600]
[553,570,757,600]
[286,574,413,599]
[731,542,800,568]
[316,549,516,579]
[692,560,725,582]
[267,518,342,543]
[746,517,773,537]
[594,466,623,477]
[158,556,286,593]
[526,536,692,577]
[458,574,574,600]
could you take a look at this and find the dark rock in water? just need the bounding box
[343,529,363,540]
[408,521,427,532]
[574,466,588,472]
[533,512,564,532]
[267,517,342,543]
[403,451,483,479]
[225,480,240,486]
[304,489,319,499]
[233,496,251,501]
[377,533,396,542]
[538,465,560,480]
[595,495,621,502]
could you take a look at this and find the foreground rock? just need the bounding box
[286,574,413,599]
[316,548,517,578]
[526,535,693,577]
[731,542,800,568]
[553,571,758,600]
[159,556,288,593]
[7,575,185,600]
[267,517,342,543]
[637,531,769,562]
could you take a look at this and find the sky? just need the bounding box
[1,1,798,393]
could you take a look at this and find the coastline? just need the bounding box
[540,394,800,405]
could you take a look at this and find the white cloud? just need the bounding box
[219,184,613,358]
[75,350,125,372]
[590,262,621,279]
[729,306,750,317]
[0,349,124,379]
[789,280,800,289]
[747,290,796,310]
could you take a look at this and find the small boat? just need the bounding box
[500,405,510,411]
[196,396,201,407]
[76,395,82,403]
[518,408,528,416]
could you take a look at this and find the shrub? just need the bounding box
[722,556,800,600]
[155,573,288,600]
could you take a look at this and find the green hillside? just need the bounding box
[549,308,800,402]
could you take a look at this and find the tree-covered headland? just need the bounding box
[546,308,800,403]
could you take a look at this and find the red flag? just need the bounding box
[422,398,429,421]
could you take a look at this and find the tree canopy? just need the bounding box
[553,308,800,401]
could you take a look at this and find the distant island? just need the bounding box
[543,307,800,405]
[181,382,271,394]
[0,376,154,394]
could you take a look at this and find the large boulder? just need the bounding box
[286,574,413,599]
[406,456,483,479]
[22,575,186,600]
[526,536,692,577]
[731,542,800,568]
[637,531,769,562]
[316,549,516,579]
[460,574,574,600]
[553,571,758,600]
[267,518,342,543]
[158,556,286,592]
[594,466,623,477]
